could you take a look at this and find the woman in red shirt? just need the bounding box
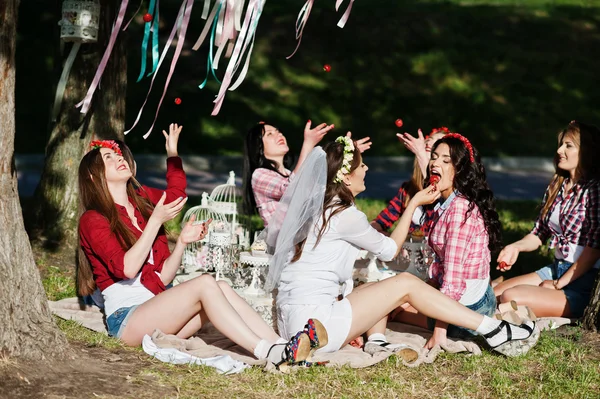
[77,124,326,367]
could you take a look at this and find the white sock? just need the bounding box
[367,333,387,343]
[253,339,273,360]
[476,316,534,347]
[276,337,287,344]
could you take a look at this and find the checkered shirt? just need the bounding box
[531,179,600,256]
[251,168,293,226]
[428,193,491,301]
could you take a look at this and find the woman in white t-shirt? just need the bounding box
[267,137,539,357]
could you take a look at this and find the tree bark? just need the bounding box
[582,275,600,332]
[28,0,127,249]
[0,0,70,359]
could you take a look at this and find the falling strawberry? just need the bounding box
[174,97,182,105]
[143,13,153,23]
[323,64,332,72]
[395,119,403,128]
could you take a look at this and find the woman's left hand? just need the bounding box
[397,129,426,155]
[346,131,372,153]
[539,279,559,290]
[303,120,335,147]
[179,216,212,245]
[163,123,183,157]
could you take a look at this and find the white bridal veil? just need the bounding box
[263,147,327,291]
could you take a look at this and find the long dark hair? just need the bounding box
[292,139,361,261]
[242,123,293,215]
[76,146,154,296]
[540,121,600,220]
[429,136,502,252]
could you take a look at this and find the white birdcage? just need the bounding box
[209,171,250,248]
[59,0,100,43]
[180,192,230,273]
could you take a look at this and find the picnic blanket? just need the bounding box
[48,297,574,372]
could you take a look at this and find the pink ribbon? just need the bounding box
[286,0,314,59]
[335,0,355,28]
[76,0,130,114]
[123,0,144,31]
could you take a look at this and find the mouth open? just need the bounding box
[118,165,127,171]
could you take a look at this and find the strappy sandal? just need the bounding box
[364,340,419,364]
[267,331,311,370]
[303,319,329,351]
[483,320,540,357]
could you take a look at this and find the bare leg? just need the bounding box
[500,285,570,317]
[216,280,280,343]
[353,282,388,338]
[391,307,429,329]
[344,273,484,345]
[494,272,542,297]
[120,275,269,350]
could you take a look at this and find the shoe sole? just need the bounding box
[493,324,540,357]
[287,333,312,364]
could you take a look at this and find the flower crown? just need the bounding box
[333,136,355,183]
[445,133,474,163]
[90,140,122,156]
[425,126,451,140]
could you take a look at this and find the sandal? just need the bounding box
[483,320,540,357]
[267,332,311,369]
[303,319,329,350]
[364,340,419,364]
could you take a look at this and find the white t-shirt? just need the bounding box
[277,205,398,307]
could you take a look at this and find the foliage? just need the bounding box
[15,0,600,156]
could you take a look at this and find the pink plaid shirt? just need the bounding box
[251,168,293,226]
[428,192,490,301]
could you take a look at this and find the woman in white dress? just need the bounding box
[267,136,540,357]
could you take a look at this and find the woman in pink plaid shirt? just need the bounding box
[494,121,600,318]
[242,121,334,226]
[392,134,503,349]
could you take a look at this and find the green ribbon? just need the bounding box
[199,2,223,89]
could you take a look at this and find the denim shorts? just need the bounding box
[536,259,600,318]
[428,284,497,339]
[106,305,138,338]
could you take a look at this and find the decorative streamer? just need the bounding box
[137,0,157,81]
[335,0,355,28]
[76,0,130,114]
[125,0,195,138]
[198,3,224,89]
[51,42,81,122]
[286,0,314,59]
[123,0,144,31]
[147,0,160,76]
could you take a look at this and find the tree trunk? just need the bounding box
[0,0,70,359]
[28,0,127,249]
[582,275,600,331]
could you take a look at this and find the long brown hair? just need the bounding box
[291,140,362,261]
[76,146,155,296]
[539,121,600,220]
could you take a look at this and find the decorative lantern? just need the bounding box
[58,0,100,43]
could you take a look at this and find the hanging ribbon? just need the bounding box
[51,42,81,122]
[123,0,144,31]
[125,0,194,138]
[198,4,224,89]
[147,0,160,76]
[211,0,265,115]
[335,0,355,28]
[137,0,157,81]
[286,0,314,59]
[76,0,130,114]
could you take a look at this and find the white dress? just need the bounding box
[276,204,398,352]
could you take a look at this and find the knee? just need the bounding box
[193,274,219,291]
[217,279,233,293]
[393,272,421,288]
[500,287,519,304]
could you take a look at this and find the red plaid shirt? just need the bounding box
[532,179,600,256]
[79,157,187,295]
[428,192,490,301]
[374,181,437,234]
[251,168,293,226]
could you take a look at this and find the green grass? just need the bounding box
[42,198,600,398]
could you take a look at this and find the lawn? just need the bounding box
[36,198,600,399]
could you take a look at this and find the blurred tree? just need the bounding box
[583,283,600,331]
[27,0,128,249]
[0,0,70,359]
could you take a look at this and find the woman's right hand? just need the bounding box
[150,192,188,224]
[303,120,335,147]
[410,185,441,207]
[496,244,520,271]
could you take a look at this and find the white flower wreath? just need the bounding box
[333,136,355,183]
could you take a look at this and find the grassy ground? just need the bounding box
[35,199,600,398]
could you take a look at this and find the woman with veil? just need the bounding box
[265,137,540,358]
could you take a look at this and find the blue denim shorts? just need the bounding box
[428,284,497,339]
[536,259,599,318]
[106,305,138,338]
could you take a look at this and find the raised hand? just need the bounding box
[397,129,426,155]
[179,215,213,245]
[163,123,183,157]
[410,185,441,207]
[346,131,372,153]
[150,192,188,224]
[303,120,335,148]
[496,244,520,271]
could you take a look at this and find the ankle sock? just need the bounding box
[253,339,272,360]
[367,333,386,343]
[276,337,287,344]
[476,316,533,347]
